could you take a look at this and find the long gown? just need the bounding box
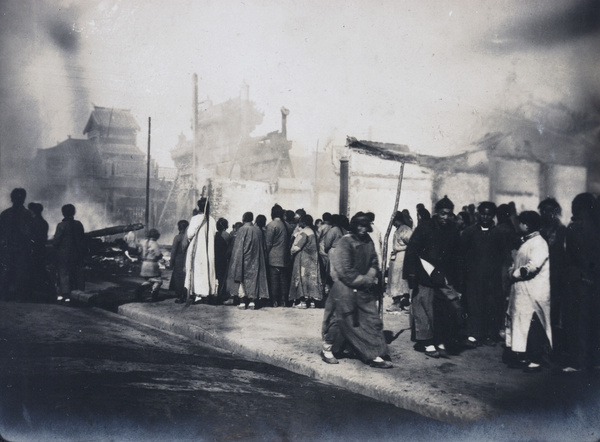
[184,213,217,297]
[506,232,552,353]
[387,224,413,297]
[322,233,388,361]
[289,227,323,301]
[227,222,269,300]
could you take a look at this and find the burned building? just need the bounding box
[163,78,297,226]
[28,106,171,229]
[343,103,599,224]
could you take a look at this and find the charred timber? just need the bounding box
[84,223,145,238]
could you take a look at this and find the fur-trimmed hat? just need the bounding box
[434,195,454,212]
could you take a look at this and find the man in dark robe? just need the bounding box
[404,196,462,358]
[54,204,86,303]
[320,212,392,368]
[319,214,345,287]
[538,197,568,357]
[562,193,600,372]
[28,202,50,300]
[214,217,231,303]
[170,220,189,304]
[459,202,505,347]
[317,212,332,243]
[265,204,291,307]
[228,212,269,309]
[0,188,33,301]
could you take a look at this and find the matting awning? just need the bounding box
[346,136,436,166]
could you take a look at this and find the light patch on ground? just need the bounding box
[127,377,287,398]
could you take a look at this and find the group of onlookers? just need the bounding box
[0,188,86,304]
[170,198,363,310]
[387,193,600,375]
[163,192,600,374]
[3,186,598,375]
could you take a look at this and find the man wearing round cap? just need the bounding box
[320,212,392,368]
[403,196,463,358]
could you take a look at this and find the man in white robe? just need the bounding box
[185,198,217,303]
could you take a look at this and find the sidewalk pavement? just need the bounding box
[111,294,599,426]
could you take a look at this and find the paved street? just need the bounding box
[2,268,600,441]
[0,302,451,441]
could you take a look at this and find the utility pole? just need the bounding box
[192,73,199,206]
[145,117,151,230]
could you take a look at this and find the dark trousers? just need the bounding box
[58,263,85,296]
[322,292,342,349]
[0,249,32,301]
[433,286,465,348]
[464,282,503,341]
[268,265,290,306]
[565,280,600,369]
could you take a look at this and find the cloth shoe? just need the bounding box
[369,358,393,369]
[424,345,440,358]
[386,296,403,314]
[321,350,339,364]
[436,345,450,359]
[523,362,542,373]
[461,337,479,349]
[386,303,404,314]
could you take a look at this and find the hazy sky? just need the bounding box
[4,0,600,168]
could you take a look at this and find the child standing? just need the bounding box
[136,229,163,302]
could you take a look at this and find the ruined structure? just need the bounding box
[28,106,171,229]
[163,77,298,226]
[344,104,598,224]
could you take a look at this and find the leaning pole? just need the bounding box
[379,161,405,318]
[145,117,151,231]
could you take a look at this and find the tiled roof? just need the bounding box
[38,138,102,162]
[83,106,141,134]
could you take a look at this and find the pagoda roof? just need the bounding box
[38,137,102,162]
[83,106,141,135]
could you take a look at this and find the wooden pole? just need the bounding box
[339,156,349,217]
[145,117,151,230]
[379,161,405,318]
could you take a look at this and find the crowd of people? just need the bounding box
[2,186,599,374]
[392,194,600,375]
[171,198,361,310]
[0,188,87,304]
[171,194,600,374]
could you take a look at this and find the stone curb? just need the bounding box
[118,303,493,424]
